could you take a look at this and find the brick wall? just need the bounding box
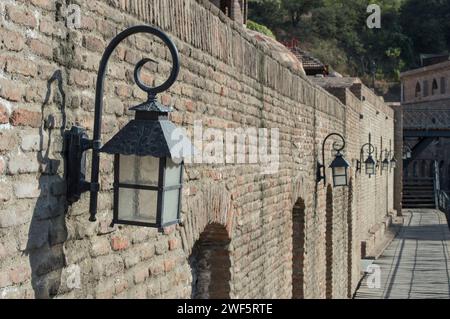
[0,0,395,299]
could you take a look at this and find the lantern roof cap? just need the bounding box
[101,118,194,160]
[329,152,350,168]
[129,97,173,113]
[365,155,376,165]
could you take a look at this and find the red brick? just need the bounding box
[0,29,25,52]
[83,35,105,53]
[0,80,22,102]
[115,84,132,98]
[185,100,195,112]
[28,39,53,59]
[70,69,93,87]
[133,266,149,284]
[0,103,9,124]
[5,57,37,77]
[164,259,176,272]
[10,109,41,128]
[0,157,5,175]
[30,0,54,10]
[111,236,129,251]
[168,238,178,251]
[9,265,31,284]
[161,94,171,106]
[80,16,96,31]
[0,131,18,152]
[6,5,37,28]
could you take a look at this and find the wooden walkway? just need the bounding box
[354,209,450,299]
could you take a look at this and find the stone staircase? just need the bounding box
[403,178,436,209]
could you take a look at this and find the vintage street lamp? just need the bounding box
[357,133,376,176]
[390,156,397,169]
[382,151,390,172]
[65,25,193,228]
[317,133,350,187]
[402,145,412,160]
[388,140,397,171]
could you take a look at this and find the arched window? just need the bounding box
[415,82,421,98]
[432,79,438,95]
[441,77,447,94]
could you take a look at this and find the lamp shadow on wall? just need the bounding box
[24,70,68,298]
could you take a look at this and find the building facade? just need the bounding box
[401,60,450,191]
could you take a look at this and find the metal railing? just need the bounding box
[434,160,450,227]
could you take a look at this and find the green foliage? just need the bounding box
[247,20,276,39]
[248,0,450,83]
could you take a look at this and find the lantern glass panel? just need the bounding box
[366,163,375,175]
[382,161,389,171]
[119,155,159,185]
[162,189,180,225]
[118,188,158,224]
[164,158,182,187]
[332,167,347,186]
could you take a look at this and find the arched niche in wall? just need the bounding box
[292,197,306,299]
[189,223,231,299]
[432,79,439,95]
[415,82,421,98]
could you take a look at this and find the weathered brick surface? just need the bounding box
[0,0,396,299]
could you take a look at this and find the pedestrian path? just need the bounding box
[354,209,450,299]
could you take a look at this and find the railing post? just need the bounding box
[434,160,440,209]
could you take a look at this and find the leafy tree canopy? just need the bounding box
[248,0,450,84]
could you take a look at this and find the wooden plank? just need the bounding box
[354,209,450,299]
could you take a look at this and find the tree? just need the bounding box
[282,0,321,27]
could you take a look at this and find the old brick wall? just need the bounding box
[0,0,395,299]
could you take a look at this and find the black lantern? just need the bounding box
[388,139,397,171]
[365,155,376,175]
[329,151,350,187]
[403,146,412,159]
[65,25,193,228]
[358,133,376,177]
[317,133,350,187]
[390,156,397,169]
[382,156,390,171]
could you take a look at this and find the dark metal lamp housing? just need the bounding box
[317,133,350,187]
[382,157,390,171]
[365,155,376,176]
[329,151,351,187]
[65,25,193,228]
[390,157,397,169]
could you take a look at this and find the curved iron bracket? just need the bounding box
[65,25,180,222]
[317,133,346,185]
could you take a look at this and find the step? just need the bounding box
[403,205,436,209]
[402,201,436,205]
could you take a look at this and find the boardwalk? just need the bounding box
[354,209,450,299]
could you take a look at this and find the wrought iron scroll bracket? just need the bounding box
[317,133,346,186]
[64,25,180,222]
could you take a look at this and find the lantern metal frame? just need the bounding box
[357,133,376,177]
[65,25,187,227]
[387,139,397,172]
[316,133,350,187]
[402,144,412,160]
